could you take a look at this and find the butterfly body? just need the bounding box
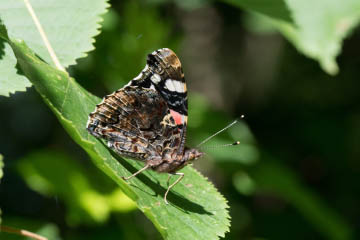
[87,48,203,203]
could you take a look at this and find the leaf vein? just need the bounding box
[60,79,71,113]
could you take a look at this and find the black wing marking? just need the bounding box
[128,48,188,117]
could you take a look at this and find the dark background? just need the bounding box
[1,1,359,239]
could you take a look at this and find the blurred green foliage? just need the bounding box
[74,1,180,92]
[17,149,136,225]
[1,0,360,239]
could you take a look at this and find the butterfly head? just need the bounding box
[183,148,204,164]
[164,148,203,173]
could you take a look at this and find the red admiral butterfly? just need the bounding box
[87,48,203,204]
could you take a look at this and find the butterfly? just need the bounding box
[86,48,204,204]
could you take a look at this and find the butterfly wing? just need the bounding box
[87,86,183,161]
[127,48,188,154]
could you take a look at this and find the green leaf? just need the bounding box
[223,0,293,22]
[2,26,230,239]
[224,0,360,75]
[0,40,32,96]
[232,171,256,196]
[0,0,109,96]
[17,149,136,225]
[0,0,109,67]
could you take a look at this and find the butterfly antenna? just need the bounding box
[200,141,241,150]
[196,115,244,148]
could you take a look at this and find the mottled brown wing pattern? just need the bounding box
[87,86,182,162]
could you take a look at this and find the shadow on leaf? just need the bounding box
[107,147,213,215]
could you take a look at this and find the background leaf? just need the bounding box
[223,0,292,22]
[1,25,231,239]
[0,0,109,96]
[224,0,360,75]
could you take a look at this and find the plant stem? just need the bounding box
[0,225,48,240]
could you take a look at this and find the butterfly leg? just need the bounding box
[166,174,172,186]
[164,172,184,204]
[122,164,150,181]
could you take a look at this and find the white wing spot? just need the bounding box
[151,73,162,84]
[165,79,176,91]
[174,80,185,93]
[165,79,185,93]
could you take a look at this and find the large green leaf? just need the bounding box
[0,40,31,96]
[224,0,360,75]
[0,24,230,239]
[0,0,108,96]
